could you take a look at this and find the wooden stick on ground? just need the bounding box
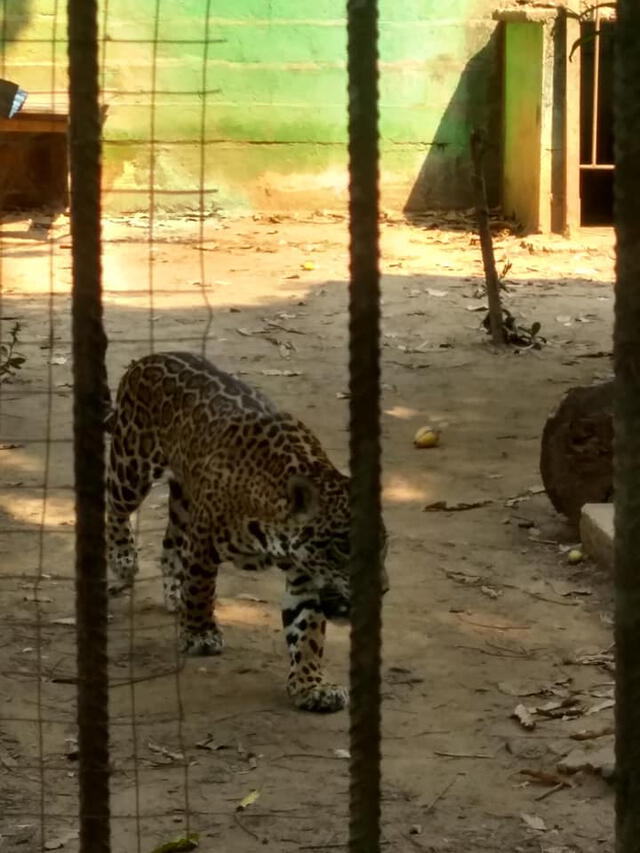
[469,128,504,346]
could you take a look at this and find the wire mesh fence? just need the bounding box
[0,1,383,851]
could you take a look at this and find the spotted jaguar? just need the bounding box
[105,351,388,712]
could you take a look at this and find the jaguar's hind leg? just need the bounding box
[161,478,189,612]
[106,424,161,595]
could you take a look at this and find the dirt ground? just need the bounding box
[0,209,617,852]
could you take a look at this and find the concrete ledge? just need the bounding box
[493,6,560,23]
[580,503,613,572]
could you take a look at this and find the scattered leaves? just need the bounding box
[482,308,545,348]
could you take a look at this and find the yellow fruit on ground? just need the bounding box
[414,426,440,448]
[567,548,583,564]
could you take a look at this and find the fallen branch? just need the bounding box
[424,774,461,813]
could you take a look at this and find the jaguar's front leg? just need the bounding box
[282,573,347,713]
[179,516,224,657]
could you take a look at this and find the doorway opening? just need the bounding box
[579,15,615,226]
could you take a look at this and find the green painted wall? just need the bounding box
[2,0,502,213]
[502,23,544,232]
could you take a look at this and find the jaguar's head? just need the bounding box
[285,472,389,622]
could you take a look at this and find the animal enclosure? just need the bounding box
[0,1,623,852]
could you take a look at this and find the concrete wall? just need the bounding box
[2,0,502,213]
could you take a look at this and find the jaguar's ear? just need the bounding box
[287,474,319,520]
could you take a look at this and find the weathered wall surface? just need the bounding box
[2,0,502,213]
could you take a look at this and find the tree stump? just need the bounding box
[540,381,613,525]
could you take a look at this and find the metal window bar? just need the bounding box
[580,7,615,173]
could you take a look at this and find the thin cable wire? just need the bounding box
[26,4,63,847]
[346,0,383,851]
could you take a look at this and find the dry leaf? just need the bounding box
[236,789,260,811]
[520,769,569,787]
[480,585,501,599]
[0,748,18,769]
[558,744,615,777]
[570,725,614,741]
[261,369,303,377]
[333,748,350,759]
[195,735,227,752]
[521,813,547,832]
[44,831,79,850]
[424,500,492,513]
[512,704,536,730]
[534,697,582,719]
[51,616,76,626]
[147,740,184,763]
[498,681,542,698]
[149,835,199,853]
[585,698,615,716]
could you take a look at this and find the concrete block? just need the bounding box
[580,503,614,572]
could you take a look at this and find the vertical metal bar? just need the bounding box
[591,10,600,165]
[613,0,640,850]
[68,0,110,848]
[346,0,382,851]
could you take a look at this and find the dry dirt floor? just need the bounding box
[0,209,617,853]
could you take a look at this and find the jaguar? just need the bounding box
[105,351,388,712]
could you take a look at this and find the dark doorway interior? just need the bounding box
[579,18,615,226]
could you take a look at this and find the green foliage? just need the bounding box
[0,322,25,382]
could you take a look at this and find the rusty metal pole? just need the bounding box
[346,0,383,850]
[613,0,640,850]
[68,0,110,848]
